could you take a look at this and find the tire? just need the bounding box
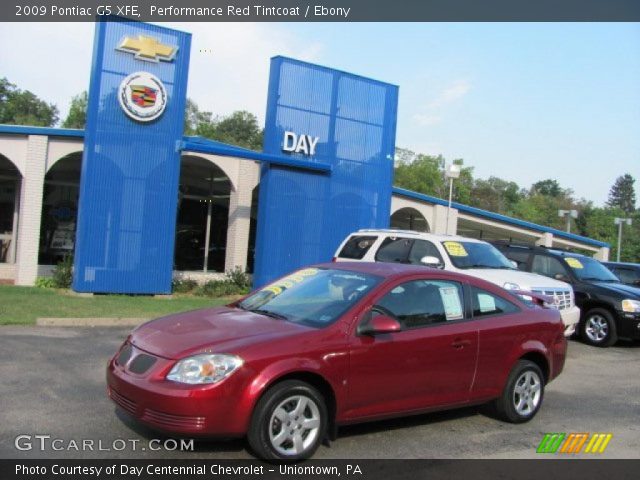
[581,308,617,347]
[247,380,327,461]
[493,360,545,424]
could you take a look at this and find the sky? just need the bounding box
[1,22,639,205]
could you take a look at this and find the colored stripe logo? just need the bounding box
[537,433,612,454]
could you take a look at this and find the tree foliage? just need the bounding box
[607,174,636,214]
[0,78,58,127]
[184,99,263,151]
[61,91,88,129]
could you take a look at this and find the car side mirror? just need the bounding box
[420,256,443,269]
[554,273,570,283]
[360,314,401,335]
[509,260,518,269]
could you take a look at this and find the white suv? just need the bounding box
[334,229,580,336]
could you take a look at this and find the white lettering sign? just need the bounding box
[282,131,319,156]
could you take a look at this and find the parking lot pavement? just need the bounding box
[0,326,638,459]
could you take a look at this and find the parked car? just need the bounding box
[333,230,580,336]
[107,262,567,460]
[493,242,640,347]
[602,261,640,287]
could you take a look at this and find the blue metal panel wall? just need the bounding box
[253,57,399,287]
[73,20,191,293]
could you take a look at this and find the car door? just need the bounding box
[345,277,478,421]
[467,285,531,400]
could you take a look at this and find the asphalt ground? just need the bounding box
[0,326,638,459]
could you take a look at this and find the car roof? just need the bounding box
[496,243,591,259]
[313,261,486,284]
[603,261,640,268]
[353,229,486,244]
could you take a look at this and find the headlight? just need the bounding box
[621,299,640,313]
[503,282,520,290]
[167,354,243,384]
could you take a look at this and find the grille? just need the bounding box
[109,388,138,416]
[128,354,157,374]
[141,408,206,430]
[531,288,572,310]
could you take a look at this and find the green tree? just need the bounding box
[213,110,263,150]
[531,179,564,198]
[61,91,88,128]
[0,77,58,126]
[607,174,636,214]
[183,100,263,151]
[393,151,446,197]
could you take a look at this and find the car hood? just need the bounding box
[130,306,312,359]
[462,269,571,290]
[589,281,640,299]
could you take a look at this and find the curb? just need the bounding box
[36,317,149,327]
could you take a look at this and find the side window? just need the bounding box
[338,235,378,260]
[471,286,520,318]
[374,280,465,329]
[408,239,443,265]
[503,250,530,271]
[375,237,414,263]
[614,268,639,284]
[532,255,568,279]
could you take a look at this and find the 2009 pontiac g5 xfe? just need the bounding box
[107,262,567,460]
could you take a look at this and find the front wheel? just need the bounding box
[247,380,327,461]
[581,308,617,347]
[493,360,545,423]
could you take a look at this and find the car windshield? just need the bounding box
[441,241,515,270]
[237,268,381,328]
[564,256,619,282]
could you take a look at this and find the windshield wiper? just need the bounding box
[250,309,289,320]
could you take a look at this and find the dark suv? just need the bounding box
[492,242,640,347]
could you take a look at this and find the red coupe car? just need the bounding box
[107,262,567,460]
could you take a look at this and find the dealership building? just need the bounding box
[0,20,610,291]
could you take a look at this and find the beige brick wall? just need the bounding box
[15,135,47,285]
[224,160,260,272]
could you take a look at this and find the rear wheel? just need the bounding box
[247,380,327,461]
[493,360,544,423]
[581,308,617,347]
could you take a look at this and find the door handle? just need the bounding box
[451,338,471,349]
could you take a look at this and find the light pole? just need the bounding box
[444,163,461,235]
[558,209,578,233]
[614,217,632,262]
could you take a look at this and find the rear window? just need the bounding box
[338,235,378,260]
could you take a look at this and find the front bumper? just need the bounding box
[615,311,640,340]
[559,306,580,337]
[106,351,252,437]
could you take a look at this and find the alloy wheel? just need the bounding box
[268,395,321,456]
[512,370,542,417]
[585,314,609,343]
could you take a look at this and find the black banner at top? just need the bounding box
[2,0,640,22]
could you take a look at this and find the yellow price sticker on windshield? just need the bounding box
[443,241,468,257]
[565,258,584,269]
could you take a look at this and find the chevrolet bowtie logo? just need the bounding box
[117,35,177,63]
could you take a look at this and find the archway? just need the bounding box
[38,152,82,265]
[390,207,430,232]
[0,154,22,264]
[175,155,232,272]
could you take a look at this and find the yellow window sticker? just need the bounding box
[565,258,584,269]
[260,268,320,297]
[443,241,468,257]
